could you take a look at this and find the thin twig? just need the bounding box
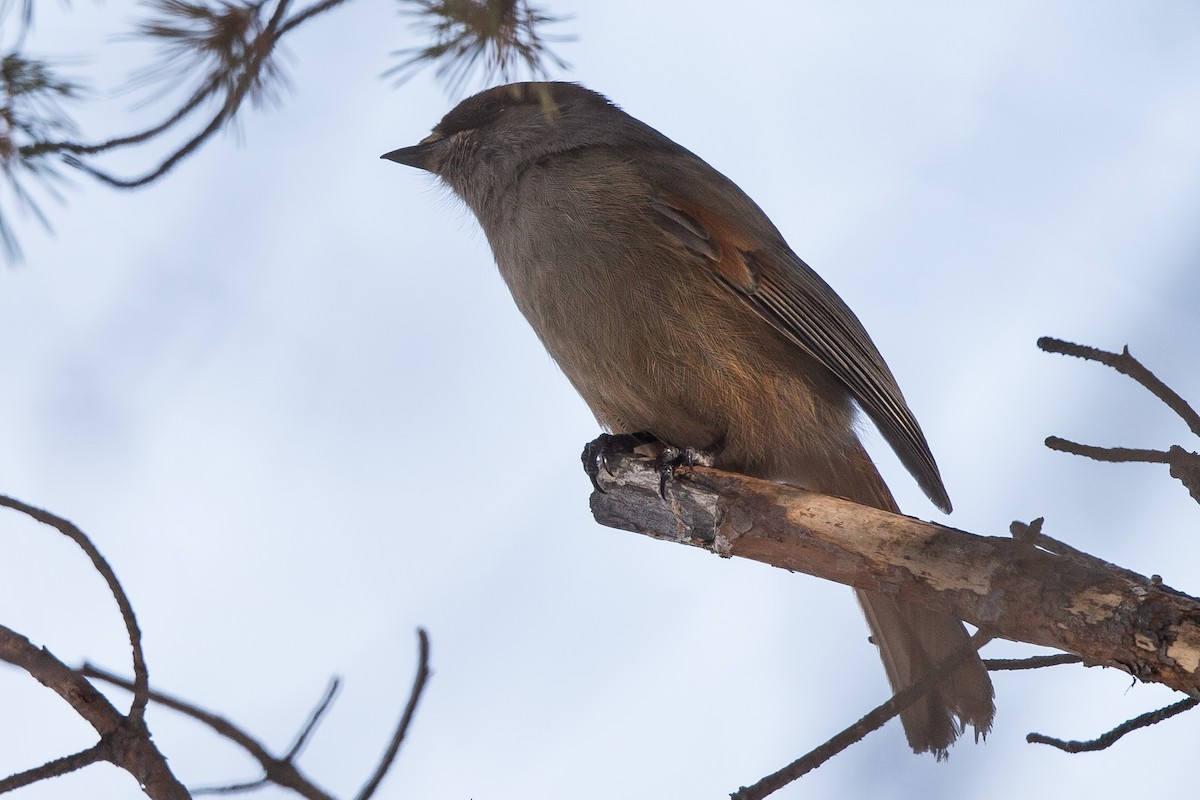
[984,654,1082,671]
[356,628,432,800]
[267,0,296,29]
[1044,437,1170,464]
[1038,338,1200,436]
[1039,339,1200,506]
[0,494,150,722]
[730,631,994,800]
[65,102,230,187]
[22,78,218,157]
[193,778,269,796]
[1028,697,1199,753]
[284,676,341,760]
[0,743,106,793]
[83,663,337,800]
[84,631,431,800]
[66,0,301,188]
[1009,517,1150,586]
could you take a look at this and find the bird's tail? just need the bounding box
[842,442,995,756]
[856,589,994,756]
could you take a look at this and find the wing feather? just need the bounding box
[634,150,951,512]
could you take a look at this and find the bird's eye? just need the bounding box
[476,98,504,119]
[436,93,512,136]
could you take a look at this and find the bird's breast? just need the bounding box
[470,155,854,480]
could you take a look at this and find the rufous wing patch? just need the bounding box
[653,194,761,294]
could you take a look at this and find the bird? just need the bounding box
[382,81,994,756]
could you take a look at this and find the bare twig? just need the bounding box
[186,677,340,795]
[356,628,432,800]
[0,494,189,795]
[0,493,150,721]
[1028,696,1199,753]
[284,676,341,760]
[65,100,230,187]
[984,654,1083,671]
[1044,437,1171,464]
[81,628,431,800]
[193,778,268,796]
[731,631,994,800]
[0,743,105,793]
[3,491,431,797]
[1038,338,1200,437]
[83,663,337,800]
[1039,339,1200,505]
[24,76,216,157]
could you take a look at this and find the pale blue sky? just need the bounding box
[3,2,1200,798]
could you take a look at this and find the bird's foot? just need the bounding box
[582,431,658,493]
[653,445,716,500]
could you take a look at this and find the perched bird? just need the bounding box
[383,81,994,755]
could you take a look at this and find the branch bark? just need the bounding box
[588,451,1200,696]
[0,626,188,798]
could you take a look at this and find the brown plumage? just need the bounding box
[384,81,994,755]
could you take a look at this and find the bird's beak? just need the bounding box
[380,132,445,172]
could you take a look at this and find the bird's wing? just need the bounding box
[637,151,951,512]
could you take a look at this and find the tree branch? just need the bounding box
[1038,339,1200,503]
[984,653,1083,671]
[1038,338,1200,436]
[81,627,431,800]
[0,625,188,798]
[586,449,1200,696]
[83,663,337,800]
[355,628,431,800]
[731,630,994,800]
[1044,437,1171,465]
[1027,696,1199,753]
[0,493,151,720]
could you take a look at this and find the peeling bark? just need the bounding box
[588,452,1200,696]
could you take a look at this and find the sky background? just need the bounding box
[3,1,1200,798]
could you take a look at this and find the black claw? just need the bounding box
[581,432,657,493]
[654,446,681,499]
[653,445,718,500]
[581,436,611,493]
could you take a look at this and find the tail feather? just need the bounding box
[837,440,995,756]
[856,589,995,757]
[738,430,996,756]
